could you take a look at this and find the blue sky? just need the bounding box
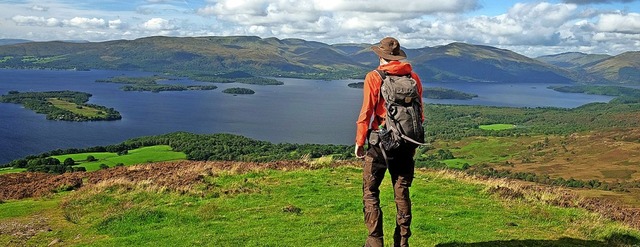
[1,0,639,57]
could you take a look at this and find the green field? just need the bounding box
[479,124,516,130]
[0,166,637,246]
[441,137,522,167]
[0,167,26,174]
[53,145,187,171]
[47,98,105,118]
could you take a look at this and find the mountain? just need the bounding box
[0,36,638,83]
[0,36,368,79]
[0,39,32,46]
[536,52,611,69]
[409,42,577,83]
[582,51,640,84]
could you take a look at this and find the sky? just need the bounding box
[1,0,639,57]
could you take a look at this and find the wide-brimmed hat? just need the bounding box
[371,37,407,61]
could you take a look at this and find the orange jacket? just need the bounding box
[355,61,423,146]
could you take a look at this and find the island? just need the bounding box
[222,87,256,95]
[347,82,364,88]
[425,87,478,100]
[96,76,218,93]
[184,71,284,85]
[348,83,478,100]
[0,91,121,121]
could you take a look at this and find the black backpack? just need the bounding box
[375,70,425,150]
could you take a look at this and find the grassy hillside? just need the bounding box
[584,51,640,84]
[0,161,638,246]
[536,52,610,69]
[411,42,578,83]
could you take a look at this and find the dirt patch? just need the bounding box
[0,172,83,200]
[0,216,51,245]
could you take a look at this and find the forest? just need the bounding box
[222,87,256,94]
[96,76,218,92]
[2,132,353,172]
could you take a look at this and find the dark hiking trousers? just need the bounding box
[363,144,415,247]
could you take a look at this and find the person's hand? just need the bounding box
[355,145,366,159]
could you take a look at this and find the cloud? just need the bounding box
[595,12,640,33]
[63,17,107,29]
[562,0,637,4]
[30,5,49,11]
[141,17,176,30]
[11,15,125,30]
[197,0,479,25]
[108,19,126,30]
[312,0,479,13]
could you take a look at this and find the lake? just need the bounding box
[0,69,615,164]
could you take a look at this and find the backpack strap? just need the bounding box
[375,69,386,80]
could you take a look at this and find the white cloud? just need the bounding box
[108,19,126,30]
[595,12,640,33]
[11,15,123,30]
[142,17,176,30]
[63,17,107,29]
[311,0,479,13]
[12,15,47,26]
[30,5,49,12]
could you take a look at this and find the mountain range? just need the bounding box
[0,36,638,84]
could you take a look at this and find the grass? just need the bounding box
[443,137,523,166]
[479,124,516,131]
[53,145,186,171]
[47,98,105,118]
[0,167,26,174]
[0,166,638,246]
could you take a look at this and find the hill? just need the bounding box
[410,42,577,83]
[0,36,368,80]
[0,160,638,246]
[4,36,638,83]
[536,52,610,68]
[583,51,640,84]
[0,39,32,46]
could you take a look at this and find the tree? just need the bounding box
[63,158,75,166]
[86,155,97,162]
[99,163,109,170]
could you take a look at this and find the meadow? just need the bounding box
[52,145,186,171]
[47,98,106,118]
[0,162,638,246]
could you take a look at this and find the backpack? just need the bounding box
[375,70,425,150]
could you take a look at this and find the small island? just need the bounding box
[425,87,478,100]
[0,91,121,121]
[185,71,284,85]
[96,76,218,93]
[222,87,255,95]
[348,83,477,100]
[348,82,364,88]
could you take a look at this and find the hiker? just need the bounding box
[355,37,424,247]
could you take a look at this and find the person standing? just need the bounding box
[355,37,424,247]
